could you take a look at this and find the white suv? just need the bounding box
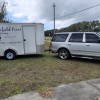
[50,32,100,60]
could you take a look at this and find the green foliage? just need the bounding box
[45,29,58,37]
[0,2,9,23]
[65,20,100,32]
[45,20,100,36]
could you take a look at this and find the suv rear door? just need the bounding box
[68,33,85,55]
[51,33,69,52]
[85,33,100,57]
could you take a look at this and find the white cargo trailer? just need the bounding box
[0,23,44,60]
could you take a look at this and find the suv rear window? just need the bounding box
[86,33,99,43]
[52,34,68,42]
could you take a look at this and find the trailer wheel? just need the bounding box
[4,50,16,60]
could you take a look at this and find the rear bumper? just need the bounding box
[49,48,57,53]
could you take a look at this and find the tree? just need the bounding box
[0,2,8,22]
[59,21,100,32]
[45,20,100,36]
[45,29,58,37]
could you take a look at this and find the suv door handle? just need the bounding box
[68,44,71,45]
[86,44,90,46]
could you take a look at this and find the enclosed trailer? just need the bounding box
[0,23,44,60]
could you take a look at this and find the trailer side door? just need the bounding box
[22,25,36,54]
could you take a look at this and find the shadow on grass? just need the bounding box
[52,54,100,64]
[16,54,46,60]
[0,52,100,65]
[0,54,46,60]
[70,57,100,64]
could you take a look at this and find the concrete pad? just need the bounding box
[98,97,100,100]
[53,81,100,100]
[87,79,100,90]
[1,92,50,100]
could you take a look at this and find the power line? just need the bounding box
[56,3,100,19]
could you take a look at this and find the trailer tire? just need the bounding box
[4,50,16,60]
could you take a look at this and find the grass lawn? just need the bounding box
[0,42,100,99]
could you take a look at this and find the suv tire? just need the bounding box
[58,49,70,60]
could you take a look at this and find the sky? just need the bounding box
[3,0,100,30]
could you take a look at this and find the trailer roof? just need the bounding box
[0,23,43,25]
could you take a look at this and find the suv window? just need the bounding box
[69,33,83,42]
[52,34,68,42]
[86,33,99,43]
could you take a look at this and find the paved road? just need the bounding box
[2,79,100,100]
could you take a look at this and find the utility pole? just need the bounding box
[53,3,56,34]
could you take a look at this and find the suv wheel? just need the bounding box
[58,49,70,60]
